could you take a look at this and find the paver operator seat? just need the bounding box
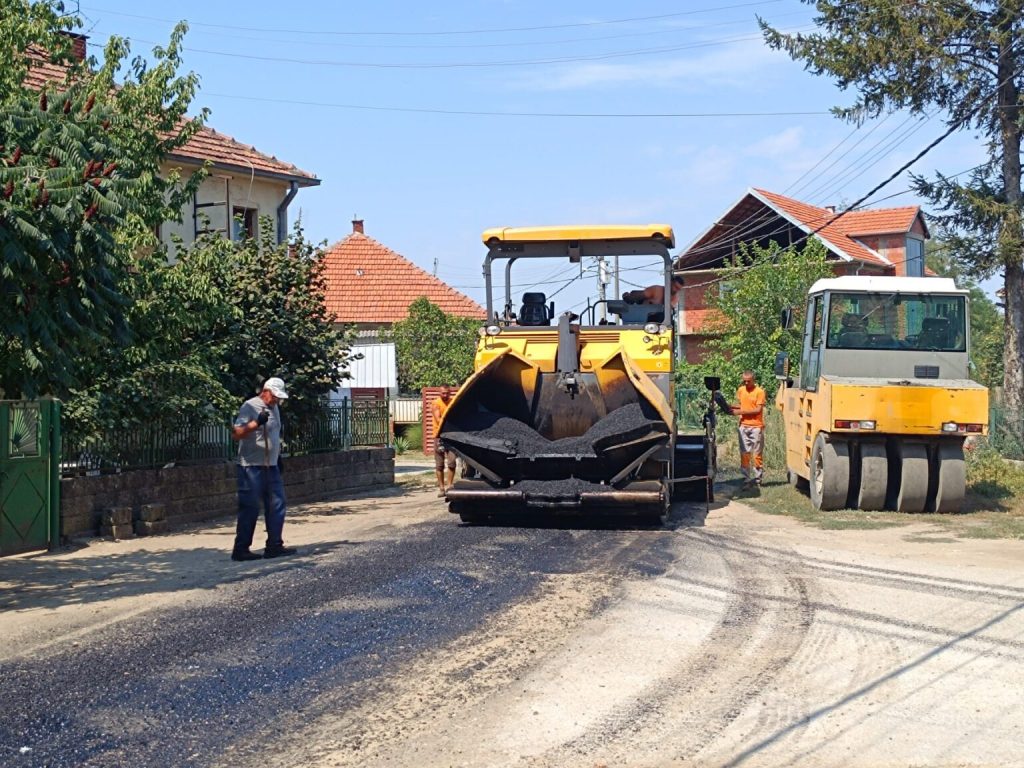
[518,292,551,326]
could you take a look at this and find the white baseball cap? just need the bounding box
[262,377,289,399]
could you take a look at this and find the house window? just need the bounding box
[905,236,924,277]
[232,206,258,241]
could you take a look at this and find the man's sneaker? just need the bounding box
[263,546,298,559]
[231,550,262,562]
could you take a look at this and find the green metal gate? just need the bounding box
[0,400,61,556]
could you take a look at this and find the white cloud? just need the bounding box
[514,37,787,92]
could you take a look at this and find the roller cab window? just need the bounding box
[826,292,967,352]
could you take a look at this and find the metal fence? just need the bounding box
[61,401,391,476]
[988,405,1024,460]
[675,388,709,432]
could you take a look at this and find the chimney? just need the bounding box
[824,205,836,214]
[61,32,88,62]
[352,218,364,234]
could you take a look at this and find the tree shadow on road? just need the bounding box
[0,537,360,614]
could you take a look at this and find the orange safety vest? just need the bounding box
[736,385,766,428]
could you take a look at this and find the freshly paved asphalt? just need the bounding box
[0,510,687,767]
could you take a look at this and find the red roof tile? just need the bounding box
[168,126,317,183]
[838,206,922,236]
[322,232,485,324]
[751,189,898,267]
[21,46,316,184]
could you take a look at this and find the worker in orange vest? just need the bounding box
[730,370,767,488]
[431,386,457,497]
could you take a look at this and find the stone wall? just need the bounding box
[60,447,394,539]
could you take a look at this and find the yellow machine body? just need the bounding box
[781,377,989,480]
[437,224,707,522]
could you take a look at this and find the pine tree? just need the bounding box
[762,0,1024,411]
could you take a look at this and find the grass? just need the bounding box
[728,443,1024,541]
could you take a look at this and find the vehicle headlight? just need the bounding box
[644,322,661,335]
[941,422,961,433]
[485,324,502,337]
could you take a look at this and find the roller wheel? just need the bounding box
[928,441,966,513]
[857,442,888,511]
[894,442,929,513]
[810,434,850,511]
[788,468,810,493]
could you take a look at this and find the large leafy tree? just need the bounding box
[67,218,353,432]
[0,0,205,398]
[389,297,480,392]
[218,218,354,424]
[761,0,1024,411]
[678,240,832,393]
[0,84,137,396]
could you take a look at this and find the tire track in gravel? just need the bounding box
[703,533,1024,604]
[250,525,688,768]
[541,528,816,767]
[695,532,1024,658]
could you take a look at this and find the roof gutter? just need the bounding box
[276,181,299,244]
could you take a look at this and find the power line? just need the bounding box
[85,26,814,70]
[80,1,786,37]
[194,91,830,119]
[78,9,809,51]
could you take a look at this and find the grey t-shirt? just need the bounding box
[234,396,282,466]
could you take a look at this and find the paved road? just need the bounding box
[2,483,1023,767]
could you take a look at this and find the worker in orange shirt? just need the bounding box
[623,275,684,308]
[431,386,457,497]
[731,370,767,488]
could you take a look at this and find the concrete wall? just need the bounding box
[60,448,394,539]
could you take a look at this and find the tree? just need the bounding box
[66,218,353,433]
[389,297,480,392]
[926,242,1004,388]
[0,2,206,398]
[0,84,138,397]
[761,0,1024,411]
[678,240,832,393]
[217,218,354,424]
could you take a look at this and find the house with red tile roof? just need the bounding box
[23,36,318,250]
[674,187,930,364]
[322,220,485,398]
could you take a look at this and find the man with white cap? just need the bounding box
[229,377,297,561]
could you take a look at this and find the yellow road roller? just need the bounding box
[437,225,715,524]
[776,275,988,513]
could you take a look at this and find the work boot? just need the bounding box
[263,545,297,559]
[231,549,262,562]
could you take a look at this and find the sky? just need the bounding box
[73,0,999,311]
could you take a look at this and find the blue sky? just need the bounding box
[76,1,997,310]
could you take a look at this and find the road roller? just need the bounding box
[775,275,988,513]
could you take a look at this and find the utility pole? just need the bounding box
[613,255,620,303]
[433,257,438,276]
[597,256,608,322]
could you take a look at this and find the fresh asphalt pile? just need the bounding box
[444,403,665,459]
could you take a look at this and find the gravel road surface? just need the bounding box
[1,479,1022,767]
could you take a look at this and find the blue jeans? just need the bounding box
[234,465,286,553]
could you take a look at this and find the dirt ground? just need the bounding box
[2,469,1023,768]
